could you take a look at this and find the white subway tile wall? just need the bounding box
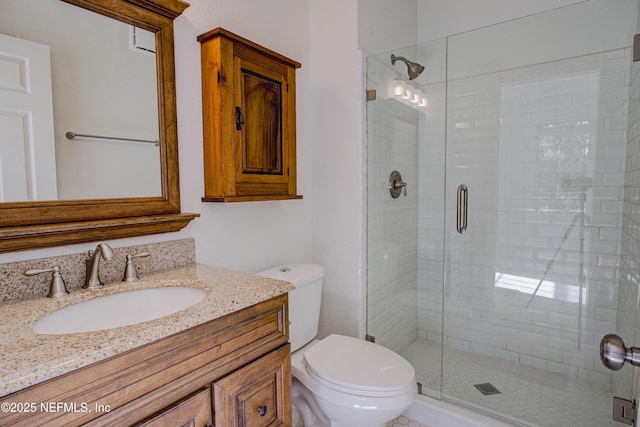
[432,48,631,386]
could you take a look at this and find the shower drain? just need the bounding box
[473,383,501,395]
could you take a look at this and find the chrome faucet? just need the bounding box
[83,243,114,289]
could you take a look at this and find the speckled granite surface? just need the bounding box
[0,263,294,396]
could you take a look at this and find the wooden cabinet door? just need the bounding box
[236,58,284,177]
[137,388,212,427]
[232,44,293,197]
[213,344,291,427]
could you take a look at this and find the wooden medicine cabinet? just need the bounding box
[198,28,302,202]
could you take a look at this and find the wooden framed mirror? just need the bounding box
[0,0,197,252]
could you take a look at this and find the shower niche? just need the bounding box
[198,28,302,202]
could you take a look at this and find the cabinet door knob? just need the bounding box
[257,405,268,416]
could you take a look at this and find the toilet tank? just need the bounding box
[256,263,324,352]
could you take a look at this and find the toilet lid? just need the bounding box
[302,334,415,394]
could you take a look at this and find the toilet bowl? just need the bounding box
[257,263,417,427]
[292,335,417,427]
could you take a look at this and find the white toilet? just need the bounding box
[257,263,417,427]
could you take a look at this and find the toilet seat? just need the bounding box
[302,334,415,397]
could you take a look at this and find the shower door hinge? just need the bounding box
[366,89,376,101]
[613,397,635,425]
[365,335,375,343]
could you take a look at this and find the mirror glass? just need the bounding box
[0,0,162,202]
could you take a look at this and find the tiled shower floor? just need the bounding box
[401,338,620,427]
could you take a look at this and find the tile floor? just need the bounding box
[292,407,429,427]
[401,338,621,427]
[387,416,431,427]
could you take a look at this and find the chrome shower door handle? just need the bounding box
[600,334,640,370]
[456,184,468,234]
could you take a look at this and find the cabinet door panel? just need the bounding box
[137,388,212,427]
[242,71,282,175]
[213,344,291,427]
[238,374,279,426]
[233,53,290,186]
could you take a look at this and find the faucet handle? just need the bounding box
[122,252,150,282]
[24,265,70,298]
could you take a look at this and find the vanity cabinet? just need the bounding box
[0,294,291,427]
[198,28,302,202]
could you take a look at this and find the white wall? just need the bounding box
[358,0,417,56]
[308,0,365,339]
[446,0,636,80]
[173,0,313,273]
[417,0,589,43]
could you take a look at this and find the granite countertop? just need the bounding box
[0,263,294,397]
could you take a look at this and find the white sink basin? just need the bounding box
[33,287,207,334]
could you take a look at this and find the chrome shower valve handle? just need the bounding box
[394,180,408,196]
[389,170,408,198]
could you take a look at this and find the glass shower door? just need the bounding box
[365,38,446,400]
[441,1,638,425]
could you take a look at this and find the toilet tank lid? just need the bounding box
[256,263,324,288]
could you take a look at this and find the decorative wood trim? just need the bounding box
[0,214,199,253]
[136,388,212,426]
[197,27,301,69]
[201,195,303,203]
[125,0,189,19]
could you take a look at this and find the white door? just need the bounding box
[0,33,57,201]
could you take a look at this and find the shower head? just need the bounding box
[391,54,425,80]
